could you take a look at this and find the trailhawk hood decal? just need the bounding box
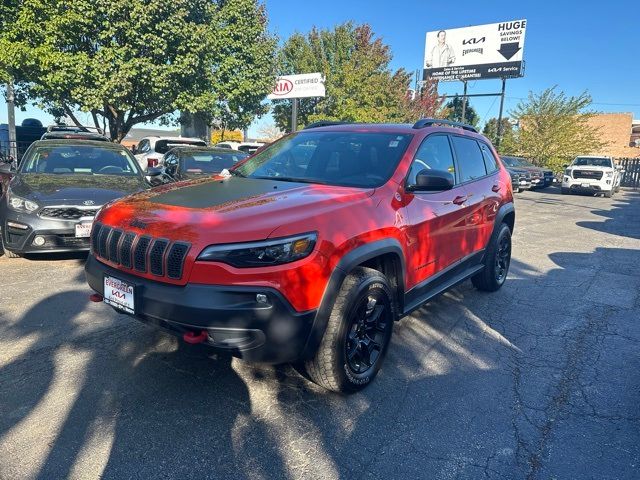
[97,176,375,245]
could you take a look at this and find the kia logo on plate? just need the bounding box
[272,78,293,96]
[83,200,95,205]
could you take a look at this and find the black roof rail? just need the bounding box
[412,118,477,133]
[304,120,352,130]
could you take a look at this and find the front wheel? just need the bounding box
[472,223,512,292]
[0,234,20,258]
[305,267,395,393]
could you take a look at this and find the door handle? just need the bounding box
[491,184,500,192]
[452,195,467,205]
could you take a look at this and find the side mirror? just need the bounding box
[562,164,569,168]
[408,169,455,192]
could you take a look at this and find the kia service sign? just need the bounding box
[423,20,527,82]
[267,73,326,100]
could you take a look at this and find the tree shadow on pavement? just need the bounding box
[576,190,640,240]
[1,245,639,479]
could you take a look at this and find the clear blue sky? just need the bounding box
[3,0,638,136]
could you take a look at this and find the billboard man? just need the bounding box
[426,30,456,68]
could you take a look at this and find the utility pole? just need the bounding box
[496,78,507,150]
[6,80,18,161]
[461,81,468,124]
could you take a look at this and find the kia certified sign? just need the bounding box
[267,73,326,100]
[423,20,527,82]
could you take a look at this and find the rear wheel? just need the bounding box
[305,267,395,393]
[472,223,512,292]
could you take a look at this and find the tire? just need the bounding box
[561,188,571,195]
[0,234,20,258]
[305,267,395,393]
[472,223,512,292]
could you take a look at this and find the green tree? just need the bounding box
[445,96,479,127]
[273,23,414,130]
[509,87,607,171]
[0,0,277,142]
[482,117,516,152]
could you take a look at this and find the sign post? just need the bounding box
[5,81,17,161]
[267,73,326,133]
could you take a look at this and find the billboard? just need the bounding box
[423,19,527,82]
[267,73,326,100]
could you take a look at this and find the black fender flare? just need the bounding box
[300,238,406,359]
[485,202,515,257]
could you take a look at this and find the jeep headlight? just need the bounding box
[564,168,572,176]
[605,171,613,178]
[198,233,317,267]
[7,190,39,213]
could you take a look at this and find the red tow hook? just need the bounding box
[183,330,209,344]
[89,293,104,303]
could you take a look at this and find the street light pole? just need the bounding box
[6,80,18,161]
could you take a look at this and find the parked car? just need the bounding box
[500,157,532,193]
[562,156,622,197]
[160,147,249,182]
[85,118,515,392]
[0,140,150,258]
[41,125,110,142]
[501,156,553,188]
[215,141,265,155]
[134,136,207,171]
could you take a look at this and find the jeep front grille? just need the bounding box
[91,223,190,280]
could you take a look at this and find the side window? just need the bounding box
[479,142,499,173]
[451,136,487,182]
[407,135,456,186]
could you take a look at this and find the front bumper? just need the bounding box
[1,206,92,254]
[562,178,613,193]
[85,254,318,363]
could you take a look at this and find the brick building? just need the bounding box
[586,112,640,158]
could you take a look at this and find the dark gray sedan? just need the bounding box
[0,140,149,257]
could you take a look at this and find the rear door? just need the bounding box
[450,135,501,255]
[404,134,471,288]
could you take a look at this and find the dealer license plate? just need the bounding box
[103,276,135,314]
[75,222,93,238]
[519,180,528,185]
[581,183,591,188]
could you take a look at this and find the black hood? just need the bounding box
[10,173,147,206]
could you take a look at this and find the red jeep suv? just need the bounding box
[85,119,514,392]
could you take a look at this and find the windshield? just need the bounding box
[233,131,413,188]
[181,151,248,174]
[155,139,207,154]
[573,157,612,167]
[501,156,521,167]
[20,145,141,176]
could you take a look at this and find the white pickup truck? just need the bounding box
[562,156,622,198]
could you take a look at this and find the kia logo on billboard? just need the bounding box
[463,37,486,45]
[272,78,293,96]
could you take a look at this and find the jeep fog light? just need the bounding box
[33,236,46,246]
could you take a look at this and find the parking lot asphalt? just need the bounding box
[0,187,639,480]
